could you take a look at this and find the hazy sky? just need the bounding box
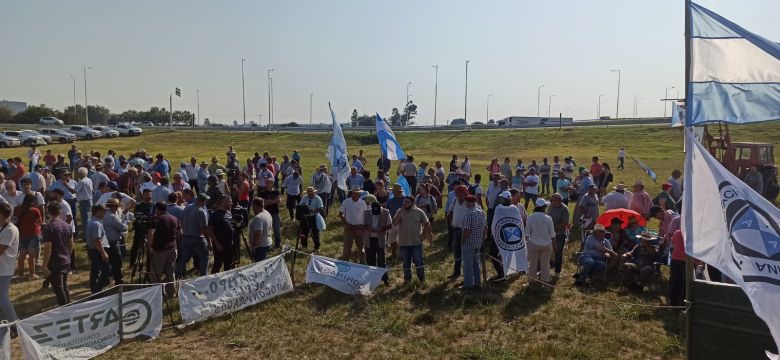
[3,1,779,124]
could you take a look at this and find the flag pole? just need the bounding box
[683,1,694,357]
[169,93,173,131]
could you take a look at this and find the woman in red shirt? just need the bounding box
[668,229,686,307]
[16,194,42,278]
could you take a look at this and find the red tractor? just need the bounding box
[703,123,779,202]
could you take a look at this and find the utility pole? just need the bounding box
[537,84,545,117]
[83,66,91,126]
[664,86,675,117]
[464,60,469,124]
[611,69,621,119]
[196,89,200,128]
[432,65,438,128]
[267,69,274,130]
[241,59,246,125]
[486,94,492,123]
[597,93,604,119]
[309,92,314,125]
[548,94,556,117]
[69,75,76,117]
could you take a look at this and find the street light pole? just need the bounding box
[309,92,314,125]
[548,94,556,117]
[69,75,76,116]
[196,89,200,128]
[464,60,469,124]
[267,69,274,129]
[83,67,91,126]
[664,86,675,117]
[486,94,492,123]
[633,95,642,117]
[598,93,604,119]
[241,59,246,126]
[611,69,621,119]
[537,84,545,117]
[432,65,438,128]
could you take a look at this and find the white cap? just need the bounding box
[499,190,512,199]
[535,198,550,207]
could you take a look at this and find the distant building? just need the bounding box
[496,116,574,127]
[0,100,27,114]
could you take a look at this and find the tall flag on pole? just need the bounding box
[686,2,780,126]
[375,113,406,161]
[683,128,780,356]
[628,155,657,183]
[326,103,350,191]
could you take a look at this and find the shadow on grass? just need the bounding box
[502,284,553,321]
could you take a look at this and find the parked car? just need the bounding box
[66,125,102,140]
[21,129,52,144]
[91,126,119,138]
[112,123,143,136]
[139,121,154,127]
[0,134,21,148]
[39,128,77,143]
[39,116,64,126]
[1,130,46,146]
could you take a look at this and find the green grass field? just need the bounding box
[5,123,780,360]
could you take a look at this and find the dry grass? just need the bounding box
[4,123,780,359]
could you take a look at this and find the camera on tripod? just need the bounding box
[230,204,248,230]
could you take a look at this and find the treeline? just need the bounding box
[0,104,195,126]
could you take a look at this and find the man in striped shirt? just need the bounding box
[460,195,486,290]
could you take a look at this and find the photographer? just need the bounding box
[103,198,127,285]
[147,202,180,297]
[207,196,234,273]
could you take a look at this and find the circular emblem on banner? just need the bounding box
[494,216,525,251]
[121,299,153,336]
[720,181,780,263]
[335,261,352,273]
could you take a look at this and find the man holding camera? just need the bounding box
[208,196,235,273]
[147,202,181,296]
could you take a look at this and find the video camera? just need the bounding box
[230,204,248,230]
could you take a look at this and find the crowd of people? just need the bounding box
[0,144,692,330]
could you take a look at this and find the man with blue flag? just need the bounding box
[375,114,406,161]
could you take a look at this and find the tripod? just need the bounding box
[129,221,150,284]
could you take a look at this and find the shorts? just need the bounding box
[19,235,42,252]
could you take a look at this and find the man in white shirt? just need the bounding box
[184,157,199,193]
[249,198,274,262]
[282,171,303,220]
[339,187,368,263]
[75,167,94,240]
[523,168,540,209]
[0,202,19,324]
[617,147,625,170]
[525,198,556,283]
[601,182,631,211]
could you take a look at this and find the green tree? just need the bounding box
[12,104,57,124]
[86,105,111,124]
[0,107,13,123]
[389,108,402,126]
[62,105,85,124]
[203,118,211,126]
[350,109,359,127]
[402,101,417,126]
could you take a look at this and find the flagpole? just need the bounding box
[683,1,694,356]
[169,93,173,131]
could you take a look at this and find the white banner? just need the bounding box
[0,322,10,360]
[684,128,780,355]
[305,255,388,295]
[491,204,528,275]
[18,286,162,360]
[178,255,293,325]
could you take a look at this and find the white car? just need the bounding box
[113,123,143,136]
[40,128,77,143]
[1,130,46,146]
[66,125,102,140]
[0,134,21,148]
[39,116,64,126]
[21,130,52,144]
[91,126,119,138]
[139,121,154,127]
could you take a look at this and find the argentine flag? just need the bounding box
[686,2,780,125]
[375,113,406,161]
[326,103,350,191]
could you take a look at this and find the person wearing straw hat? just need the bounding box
[196,160,210,193]
[362,194,392,285]
[629,179,653,218]
[575,223,617,286]
[621,231,660,293]
[601,182,631,211]
[299,186,324,252]
[526,198,556,284]
[460,194,486,290]
[339,186,369,263]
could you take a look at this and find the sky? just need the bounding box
[3,0,780,125]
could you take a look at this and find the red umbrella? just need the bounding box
[597,208,646,229]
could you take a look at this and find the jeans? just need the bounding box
[669,259,686,306]
[365,238,389,283]
[253,246,270,262]
[319,193,330,217]
[553,233,567,274]
[450,227,463,276]
[47,268,70,306]
[541,175,550,194]
[462,245,481,288]
[405,176,417,195]
[578,254,606,282]
[176,236,209,278]
[66,198,78,235]
[108,242,123,284]
[400,245,424,282]
[79,200,92,241]
[551,176,558,194]
[299,215,320,250]
[88,248,110,294]
[286,194,301,219]
[270,212,282,248]
[211,244,235,274]
[0,276,17,322]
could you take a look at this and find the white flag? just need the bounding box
[305,255,388,295]
[683,128,780,355]
[326,103,350,191]
[491,204,528,275]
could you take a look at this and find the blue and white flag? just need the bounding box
[326,103,350,191]
[305,255,388,295]
[686,2,780,125]
[491,204,527,275]
[683,128,780,356]
[395,175,411,197]
[670,102,685,128]
[375,113,406,161]
[629,155,657,183]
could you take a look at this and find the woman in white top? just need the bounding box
[0,202,19,323]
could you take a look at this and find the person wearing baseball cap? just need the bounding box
[460,194,486,290]
[655,183,678,213]
[526,198,555,284]
[176,192,211,279]
[446,184,469,279]
[575,223,618,286]
[339,185,369,263]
